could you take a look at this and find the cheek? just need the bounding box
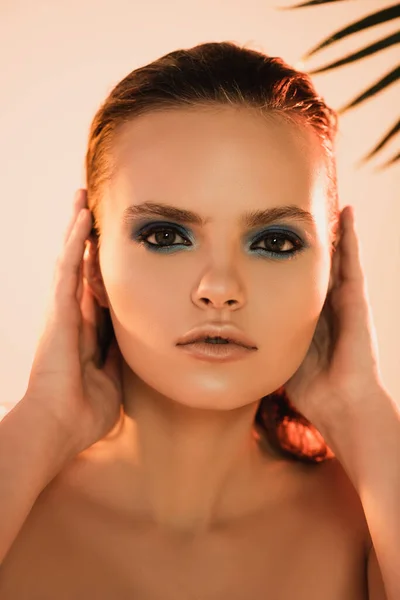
[101,255,183,341]
[105,249,328,354]
[251,258,329,376]
[100,248,329,410]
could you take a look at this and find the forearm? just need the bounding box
[0,396,78,563]
[324,390,400,600]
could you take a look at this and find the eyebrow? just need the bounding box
[122,201,317,230]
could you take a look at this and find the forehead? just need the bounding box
[110,106,327,217]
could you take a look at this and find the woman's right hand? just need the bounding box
[24,189,124,455]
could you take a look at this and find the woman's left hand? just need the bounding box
[284,205,386,436]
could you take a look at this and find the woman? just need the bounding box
[0,41,387,599]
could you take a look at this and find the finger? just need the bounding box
[62,189,88,247]
[79,277,98,365]
[76,252,85,304]
[76,238,91,304]
[78,233,98,365]
[329,235,341,292]
[53,208,92,308]
[339,206,366,285]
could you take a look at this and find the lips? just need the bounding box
[176,323,257,350]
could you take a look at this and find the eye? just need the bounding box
[134,222,306,260]
[136,224,191,248]
[251,231,303,255]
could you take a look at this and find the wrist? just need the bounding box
[18,394,81,470]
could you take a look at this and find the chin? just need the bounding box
[164,385,261,412]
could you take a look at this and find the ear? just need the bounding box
[83,236,110,309]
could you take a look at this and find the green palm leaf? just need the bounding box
[277,0,348,9]
[300,5,400,60]
[356,120,400,171]
[280,1,400,167]
[337,65,399,112]
[307,32,399,74]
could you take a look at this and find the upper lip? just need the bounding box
[176,323,257,350]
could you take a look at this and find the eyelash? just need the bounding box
[134,222,306,260]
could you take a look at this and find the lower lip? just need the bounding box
[177,342,256,362]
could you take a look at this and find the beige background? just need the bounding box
[0,0,398,419]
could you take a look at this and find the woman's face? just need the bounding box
[88,106,335,411]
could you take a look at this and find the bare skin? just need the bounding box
[0,107,373,598]
[83,105,336,533]
[0,445,371,599]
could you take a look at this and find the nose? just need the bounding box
[191,268,245,311]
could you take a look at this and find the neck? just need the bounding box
[100,364,283,535]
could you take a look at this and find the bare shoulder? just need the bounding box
[0,452,372,599]
[304,456,372,554]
